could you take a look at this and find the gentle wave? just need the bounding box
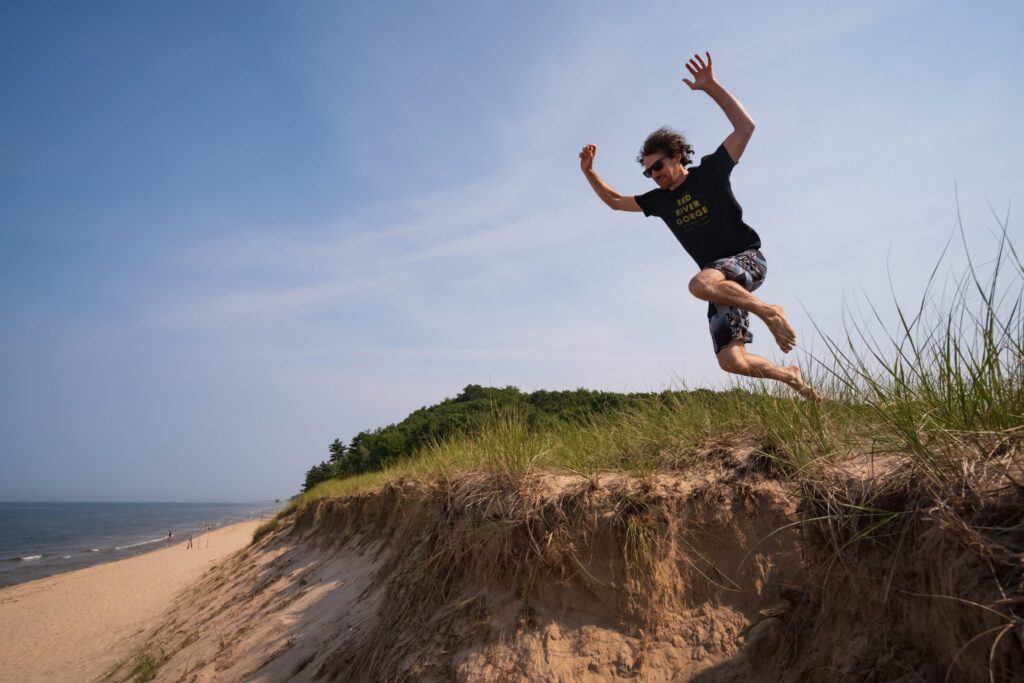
[21,555,42,561]
[114,537,165,551]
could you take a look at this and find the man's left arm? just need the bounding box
[683,52,755,163]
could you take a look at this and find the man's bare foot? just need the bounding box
[782,366,822,401]
[761,305,797,353]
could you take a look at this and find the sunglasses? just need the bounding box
[642,156,670,178]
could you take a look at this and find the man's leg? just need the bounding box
[716,340,821,400]
[690,268,797,352]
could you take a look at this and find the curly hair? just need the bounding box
[637,127,695,168]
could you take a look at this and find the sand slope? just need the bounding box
[20,443,1023,681]
[0,520,262,683]
[109,444,1024,681]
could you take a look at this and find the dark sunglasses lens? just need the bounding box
[644,159,665,178]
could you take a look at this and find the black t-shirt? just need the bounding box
[635,144,761,268]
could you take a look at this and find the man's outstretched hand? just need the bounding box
[579,144,596,173]
[682,52,716,91]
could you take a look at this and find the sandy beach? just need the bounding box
[0,518,263,683]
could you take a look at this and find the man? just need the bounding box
[579,52,819,399]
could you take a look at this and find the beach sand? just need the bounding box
[0,519,263,683]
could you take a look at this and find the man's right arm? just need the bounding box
[579,144,643,212]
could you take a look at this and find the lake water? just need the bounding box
[0,501,282,588]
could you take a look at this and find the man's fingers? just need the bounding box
[687,52,714,73]
[682,78,695,89]
[685,63,698,77]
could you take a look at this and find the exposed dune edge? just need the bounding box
[104,443,1023,682]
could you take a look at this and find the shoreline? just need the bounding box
[0,518,263,683]
[0,501,281,589]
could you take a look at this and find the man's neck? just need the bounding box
[668,168,690,191]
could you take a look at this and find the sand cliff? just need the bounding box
[103,441,1024,682]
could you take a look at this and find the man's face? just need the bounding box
[642,152,682,189]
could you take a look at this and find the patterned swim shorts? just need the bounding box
[705,249,767,354]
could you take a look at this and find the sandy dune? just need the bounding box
[0,519,262,683]
[112,449,1023,682]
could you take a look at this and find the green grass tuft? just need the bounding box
[128,652,161,682]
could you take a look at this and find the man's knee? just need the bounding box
[689,270,721,299]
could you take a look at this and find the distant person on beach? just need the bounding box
[166,530,172,546]
[579,52,819,400]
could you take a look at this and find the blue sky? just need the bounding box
[2,1,1021,502]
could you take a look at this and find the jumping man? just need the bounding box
[579,52,819,399]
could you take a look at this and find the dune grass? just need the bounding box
[294,218,1020,506]
[252,517,281,543]
[127,652,162,683]
[294,390,858,505]
[809,213,1022,489]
